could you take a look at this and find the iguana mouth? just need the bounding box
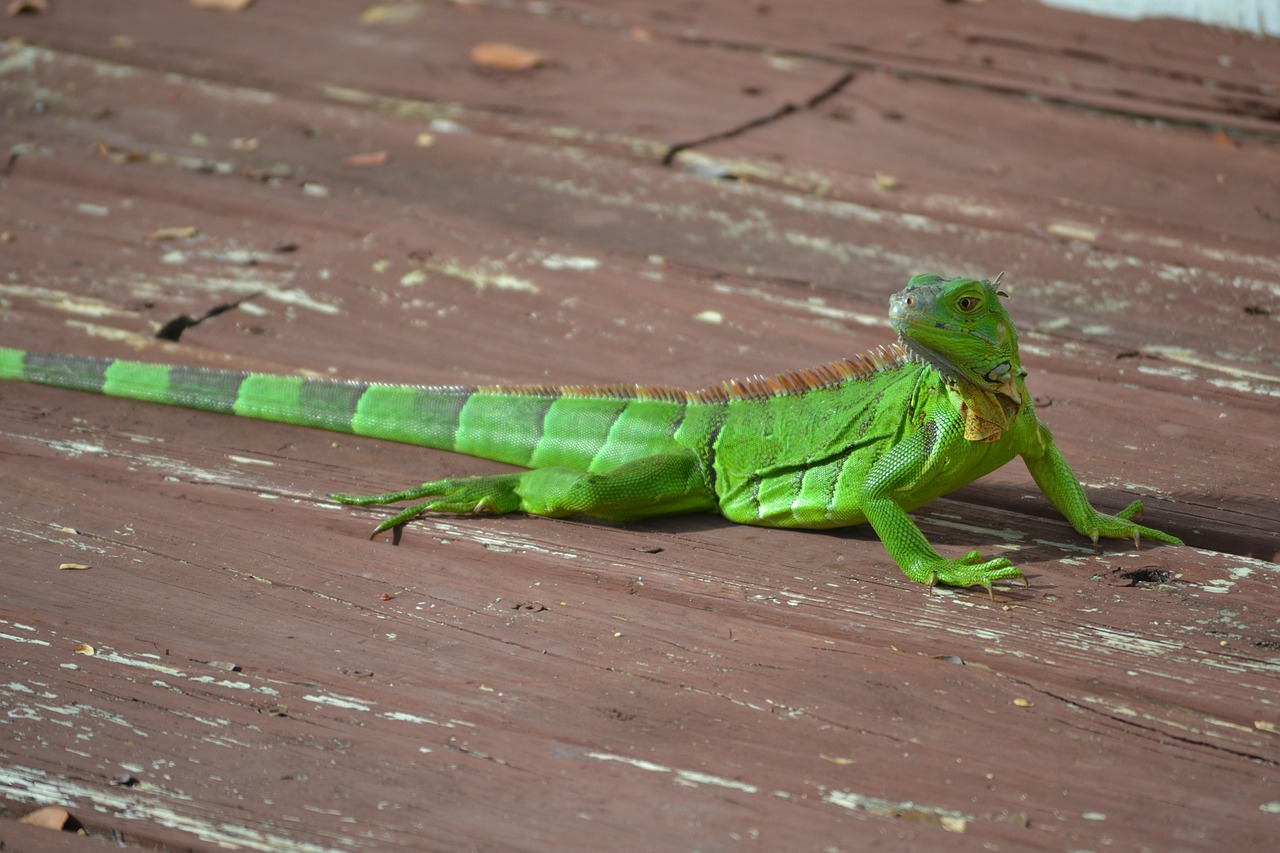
[897,332,1019,404]
[894,331,966,387]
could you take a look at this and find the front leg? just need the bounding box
[1022,422,1183,549]
[858,424,1025,593]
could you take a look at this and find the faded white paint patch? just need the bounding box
[1091,627,1184,657]
[823,788,972,832]
[0,633,51,647]
[710,282,888,328]
[1047,221,1099,242]
[540,255,599,271]
[586,751,758,792]
[304,693,372,712]
[432,260,540,293]
[0,762,360,852]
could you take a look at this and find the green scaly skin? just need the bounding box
[0,275,1182,593]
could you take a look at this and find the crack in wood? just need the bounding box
[959,32,1277,102]
[661,71,855,167]
[676,33,1280,139]
[1062,692,1279,766]
[156,293,261,342]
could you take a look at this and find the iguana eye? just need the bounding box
[956,296,981,312]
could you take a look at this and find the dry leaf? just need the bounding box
[189,0,255,10]
[74,643,95,656]
[19,806,70,830]
[470,42,545,71]
[1047,221,1098,243]
[873,171,899,190]
[360,3,421,25]
[59,562,91,571]
[345,150,390,168]
[193,659,240,672]
[94,140,145,166]
[6,0,48,17]
[1211,129,1236,148]
[145,225,199,241]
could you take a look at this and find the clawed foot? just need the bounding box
[910,551,1027,599]
[1088,500,1184,552]
[331,474,524,538]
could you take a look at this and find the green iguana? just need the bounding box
[0,274,1181,593]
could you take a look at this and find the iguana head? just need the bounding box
[889,274,1027,440]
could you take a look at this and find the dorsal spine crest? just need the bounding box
[467,342,907,404]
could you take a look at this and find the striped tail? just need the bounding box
[0,348,690,472]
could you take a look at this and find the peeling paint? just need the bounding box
[0,762,363,852]
[585,751,758,793]
[427,519,581,560]
[65,321,163,350]
[1143,345,1280,389]
[823,788,972,832]
[1090,627,1183,657]
[305,693,372,712]
[539,255,600,272]
[1192,551,1280,577]
[34,435,256,489]
[0,632,52,647]
[95,651,188,677]
[922,514,1026,542]
[710,282,887,327]
[0,284,137,318]
[323,84,464,121]
[430,259,540,293]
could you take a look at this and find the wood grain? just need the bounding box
[1,1,1276,849]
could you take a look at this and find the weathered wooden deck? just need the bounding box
[1,1,1278,849]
